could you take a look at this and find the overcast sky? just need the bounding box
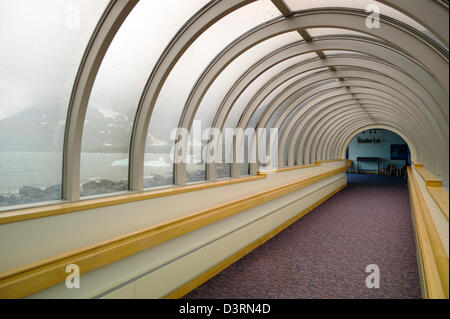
[0,0,108,120]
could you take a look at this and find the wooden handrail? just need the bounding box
[407,167,449,299]
[316,159,345,164]
[412,161,423,168]
[0,165,349,298]
[415,166,442,187]
[275,163,321,172]
[274,159,347,173]
[411,163,449,221]
[427,186,449,221]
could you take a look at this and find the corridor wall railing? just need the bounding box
[0,161,349,298]
[407,164,449,299]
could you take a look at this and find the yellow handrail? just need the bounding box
[407,167,449,299]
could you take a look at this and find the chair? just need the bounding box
[388,164,397,176]
[380,162,389,175]
[397,165,406,178]
[347,160,357,174]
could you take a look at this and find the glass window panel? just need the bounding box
[195,32,302,130]
[306,28,378,39]
[276,81,340,167]
[323,50,370,56]
[222,52,319,177]
[240,163,250,176]
[187,32,302,183]
[252,68,330,129]
[278,86,337,139]
[185,135,205,184]
[241,162,250,176]
[217,134,231,179]
[323,50,362,55]
[80,0,209,196]
[239,136,250,176]
[284,0,427,32]
[186,163,206,184]
[0,0,108,208]
[193,33,307,181]
[146,0,281,187]
[217,163,231,179]
[224,52,318,130]
[289,86,341,165]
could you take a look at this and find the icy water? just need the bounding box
[0,151,174,194]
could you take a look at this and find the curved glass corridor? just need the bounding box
[0,0,448,209]
[0,0,448,302]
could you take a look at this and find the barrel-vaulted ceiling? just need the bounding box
[0,0,448,207]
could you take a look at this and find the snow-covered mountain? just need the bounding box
[0,101,169,153]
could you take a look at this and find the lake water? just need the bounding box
[0,151,175,194]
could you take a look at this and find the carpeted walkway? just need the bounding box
[184,174,422,299]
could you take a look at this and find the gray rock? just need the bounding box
[149,174,172,187]
[19,186,45,198]
[97,179,117,189]
[81,181,104,196]
[44,184,61,195]
[112,180,127,191]
[81,179,127,196]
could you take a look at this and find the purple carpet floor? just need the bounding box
[184,174,422,299]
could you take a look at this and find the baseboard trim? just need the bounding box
[163,183,347,299]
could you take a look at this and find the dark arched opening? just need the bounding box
[345,128,410,176]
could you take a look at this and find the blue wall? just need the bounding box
[347,129,409,172]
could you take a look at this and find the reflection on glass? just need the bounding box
[0,0,108,207]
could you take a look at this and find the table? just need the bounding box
[356,157,381,174]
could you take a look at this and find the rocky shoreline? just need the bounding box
[0,184,61,207]
[0,173,175,207]
[0,168,231,208]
